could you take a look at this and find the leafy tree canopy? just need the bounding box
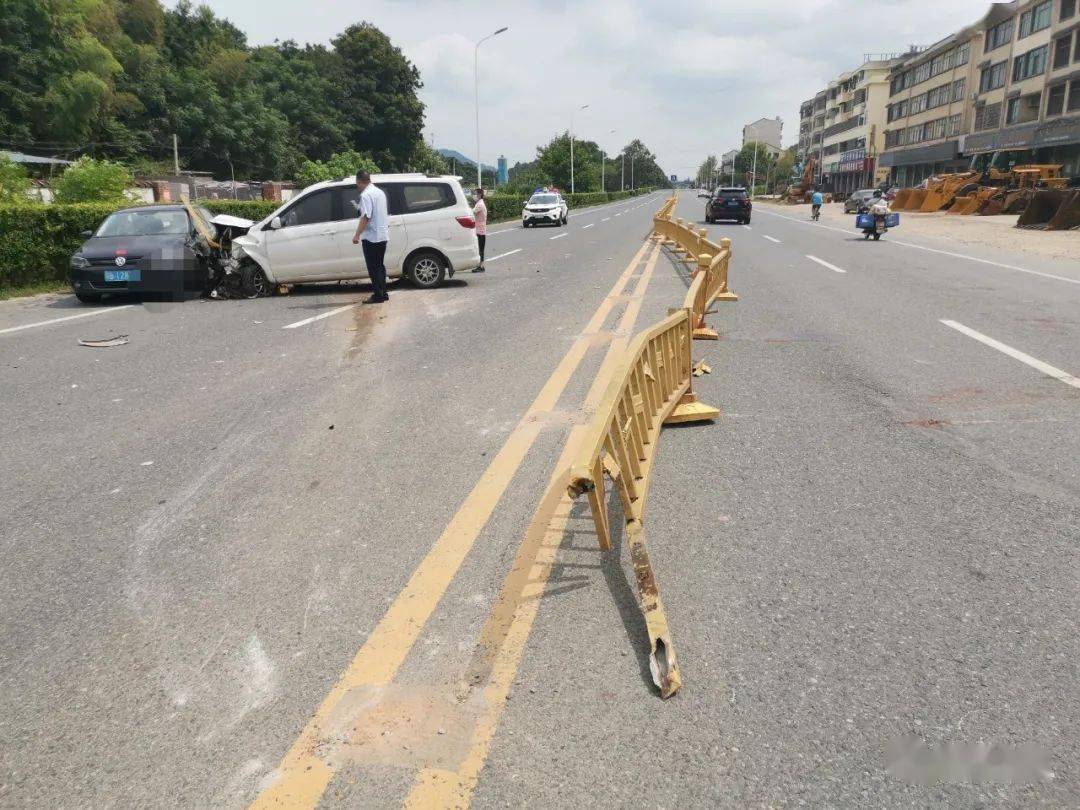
[52,156,133,203]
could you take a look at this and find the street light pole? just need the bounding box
[474,26,508,190]
[751,142,758,200]
[602,128,615,193]
[569,103,588,194]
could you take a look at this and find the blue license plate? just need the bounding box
[726,200,739,207]
[104,269,139,282]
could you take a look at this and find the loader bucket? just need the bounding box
[1003,189,1034,214]
[981,195,1006,216]
[905,189,928,211]
[892,189,912,209]
[1017,189,1065,228]
[1047,189,1080,231]
[919,187,946,212]
[947,196,978,215]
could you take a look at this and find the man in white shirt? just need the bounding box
[352,170,390,304]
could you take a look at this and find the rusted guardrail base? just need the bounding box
[627,518,681,698]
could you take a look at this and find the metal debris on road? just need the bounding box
[78,334,129,348]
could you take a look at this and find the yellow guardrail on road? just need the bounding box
[565,307,720,699]
[561,193,736,700]
[652,212,738,340]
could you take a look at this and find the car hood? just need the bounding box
[77,234,189,259]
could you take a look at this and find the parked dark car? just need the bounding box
[705,187,752,224]
[68,205,215,303]
[843,188,883,214]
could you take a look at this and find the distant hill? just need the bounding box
[436,148,496,173]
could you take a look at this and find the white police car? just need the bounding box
[522,189,569,227]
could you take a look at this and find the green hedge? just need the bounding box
[485,187,652,223]
[0,189,658,292]
[0,199,278,292]
[0,203,124,290]
[201,199,278,220]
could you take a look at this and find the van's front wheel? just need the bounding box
[406,251,446,288]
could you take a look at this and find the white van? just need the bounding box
[231,174,481,290]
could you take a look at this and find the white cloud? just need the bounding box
[168,0,992,177]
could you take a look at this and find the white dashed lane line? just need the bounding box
[806,255,846,274]
[941,320,1080,389]
[763,235,781,243]
[282,304,357,329]
[756,206,1080,287]
[582,224,595,229]
[0,304,135,336]
[550,233,568,240]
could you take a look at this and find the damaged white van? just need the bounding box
[229,174,481,293]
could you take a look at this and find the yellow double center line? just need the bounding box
[252,240,661,808]
[405,239,661,808]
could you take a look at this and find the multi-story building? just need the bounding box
[797,91,828,171]
[797,57,907,195]
[881,0,1080,185]
[742,117,783,157]
[964,0,1080,176]
[880,31,978,185]
[818,56,902,195]
[720,148,740,180]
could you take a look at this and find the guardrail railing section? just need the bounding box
[566,310,719,699]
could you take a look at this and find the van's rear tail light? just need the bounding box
[456,216,476,228]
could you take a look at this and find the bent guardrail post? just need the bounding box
[683,236,736,341]
[566,309,718,698]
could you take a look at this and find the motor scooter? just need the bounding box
[856,212,900,241]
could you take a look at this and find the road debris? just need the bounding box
[78,334,129,348]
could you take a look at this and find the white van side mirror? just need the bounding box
[269,216,282,230]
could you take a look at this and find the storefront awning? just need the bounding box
[1033,115,1080,148]
[879,140,959,167]
[961,124,1038,155]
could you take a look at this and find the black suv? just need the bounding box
[705,187,752,224]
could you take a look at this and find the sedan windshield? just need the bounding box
[529,195,558,205]
[95,210,190,237]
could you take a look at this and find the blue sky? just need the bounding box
[170,0,992,178]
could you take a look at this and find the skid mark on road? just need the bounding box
[250,239,660,809]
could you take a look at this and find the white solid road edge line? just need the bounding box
[941,319,1080,389]
[282,303,358,329]
[487,248,523,262]
[806,255,847,273]
[763,235,781,243]
[756,206,1080,287]
[0,304,135,336]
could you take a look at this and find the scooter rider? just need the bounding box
[811,188,823,220]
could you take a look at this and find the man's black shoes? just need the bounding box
[362,294,389,304]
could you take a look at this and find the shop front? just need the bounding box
[879,140,965,187]
[961,117,1080,179]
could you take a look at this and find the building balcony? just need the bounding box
[823,115,865,139]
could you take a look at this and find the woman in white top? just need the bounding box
[472,188,487,273]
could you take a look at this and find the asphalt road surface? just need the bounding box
[2,190,1078,808]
